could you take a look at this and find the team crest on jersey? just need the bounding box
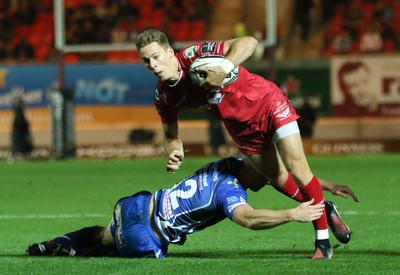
[154,88,160,101]
[227,178,239,188]
[184,45,197,58]
[201,42,216,53]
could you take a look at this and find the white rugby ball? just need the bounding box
[189,55,239,85]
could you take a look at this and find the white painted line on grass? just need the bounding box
[343,211,400,215]
[0,214,108,219]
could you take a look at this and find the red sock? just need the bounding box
[275,173,306,202]
[301,176,328,231]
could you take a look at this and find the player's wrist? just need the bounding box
[219,59,235,74]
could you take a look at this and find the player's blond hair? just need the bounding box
[135,29,170,51]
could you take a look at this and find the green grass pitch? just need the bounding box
[1,154,399,274]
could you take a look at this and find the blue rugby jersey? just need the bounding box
[153,157,248,245]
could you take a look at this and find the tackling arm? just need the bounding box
[319,178,359,202]
[232,199,324,230]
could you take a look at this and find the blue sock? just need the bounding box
[43,226,102,256]
[42,226,118,257]
[55,226,101,248]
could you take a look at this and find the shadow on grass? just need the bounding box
[168,248,400,259]
[2,249,400,259]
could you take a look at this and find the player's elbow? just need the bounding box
[249,36,259,46]
[233,206,262,230]
[234,217,255,230]
[244,36,259,53]
[242,219,261,230]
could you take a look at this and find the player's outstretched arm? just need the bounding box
[162,122,184,174]
[232,199,324,230]
[319,178,359,202]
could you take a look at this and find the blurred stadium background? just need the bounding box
[0,0,400,160]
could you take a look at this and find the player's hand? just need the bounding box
[292,199,324,223]
[166,150,184,174]
[198,66,226,89]
[319,178,359,202]
[329,184,359,202]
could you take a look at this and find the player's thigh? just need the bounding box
[276,133,313,184]
[238,159,267,192]
[245,143,286,185]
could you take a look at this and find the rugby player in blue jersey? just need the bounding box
[27,157,357,259]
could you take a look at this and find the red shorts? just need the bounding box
[225,98,299,155]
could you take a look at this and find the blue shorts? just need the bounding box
[110,191,167,258]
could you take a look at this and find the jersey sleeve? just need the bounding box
[178,41,226,69]
[154,84,179,125]
[215,177,248,220]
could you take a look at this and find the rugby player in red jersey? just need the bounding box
[135,29,358,260]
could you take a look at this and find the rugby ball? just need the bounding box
[189,55,239,85]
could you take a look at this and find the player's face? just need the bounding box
[139,42,179,82]
[343,67,372,106]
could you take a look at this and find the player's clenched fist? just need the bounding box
[166,150,184,174]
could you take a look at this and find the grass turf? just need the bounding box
[1,154,399,274]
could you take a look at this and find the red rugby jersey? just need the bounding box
[154,41,298,154]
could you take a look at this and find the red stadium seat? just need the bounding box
[34,46,49,61]
[106,51,140,63]
[190,21,206,40]
[65,0,83,8]
[120,51,141,62]
[63,53,79,63]
[88,0,102,5]
[28,33,42,46]
[106,51,121,63]
[140,5,153,19]
[382,39,395,53]
[14,25,31,39]
[35,12,54,24]
[351,41,360,54]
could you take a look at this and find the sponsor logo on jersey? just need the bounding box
[201,42,216,54]
[198,173,208,191]
[227,196,239,204]
[276,106,290,120]
[273,101,291,121]
[162,192,174,219]
[184,45,197,58]
[228,201,247,213]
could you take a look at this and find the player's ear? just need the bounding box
[167,46,175,57]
